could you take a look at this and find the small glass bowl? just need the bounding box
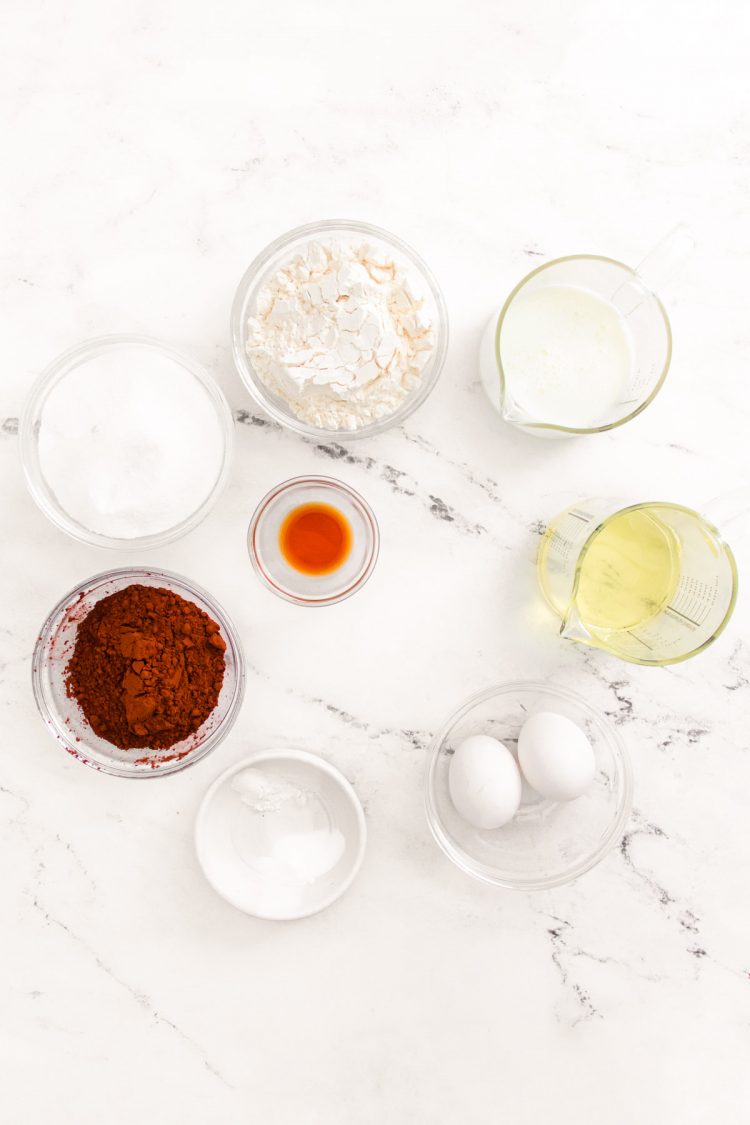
[248,476,379,606]
[195,749,367,920]
[425,682,633,890]
[20,335,234,550]
[230,219,449,440]
[32,568,246,778]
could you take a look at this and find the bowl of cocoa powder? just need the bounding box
[32,568,245,776]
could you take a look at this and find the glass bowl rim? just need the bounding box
[493,254,672,434]
[230,218,449,441]
[425,679,634,890]
[32,566,246,778]
[247,474,380,607]
[194,747,368,920]
[19,333,235,550]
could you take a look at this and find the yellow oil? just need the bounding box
[575,508,681,632]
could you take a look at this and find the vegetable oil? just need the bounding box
[572,507,681,633]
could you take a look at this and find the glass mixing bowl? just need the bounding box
[230,219,449,440]
[425,682,633,890]
[32,568,246,778]
[20,335,234,550]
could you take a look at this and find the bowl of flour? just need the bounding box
[231,220,448,438]
[21,335,233,548]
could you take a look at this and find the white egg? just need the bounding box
[518,711,595,801]
[448,734,522,830]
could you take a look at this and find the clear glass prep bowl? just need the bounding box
[425,682,633,890]
[230,220,449,440]
[247,475,379,607]
[32,568,246,778]
[20,335,234,550]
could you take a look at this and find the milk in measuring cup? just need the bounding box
[481,285,635,430]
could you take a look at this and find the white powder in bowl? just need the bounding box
[246,239,435,431]
[37,345,226,539]
[231,766,346,887]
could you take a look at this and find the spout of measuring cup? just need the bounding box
[500,393,538,429]
[560,608,594,647]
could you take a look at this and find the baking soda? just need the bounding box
[231,767,346,887]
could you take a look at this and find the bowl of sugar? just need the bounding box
[21,335,233,549]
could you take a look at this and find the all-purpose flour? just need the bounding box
[246,239,434,430]
[38,346,225,539]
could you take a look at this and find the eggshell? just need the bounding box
[448,734,522,829]
[518,711,595,801]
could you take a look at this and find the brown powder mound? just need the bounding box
[66,584,227,750]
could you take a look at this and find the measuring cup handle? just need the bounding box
[634,224,696,296]
[703,487,750,532]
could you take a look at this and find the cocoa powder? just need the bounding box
[66,584,226,750]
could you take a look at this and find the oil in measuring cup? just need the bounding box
[572,507,681,633]
[537,499,738,666]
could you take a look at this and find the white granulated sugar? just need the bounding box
[38,348,225,539]
[246,239,435,430]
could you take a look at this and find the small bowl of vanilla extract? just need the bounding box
[247,476,379,606]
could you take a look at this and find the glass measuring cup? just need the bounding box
[479,227,694,437]
[537,498,738,666]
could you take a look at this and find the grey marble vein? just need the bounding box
[619,809,673,908]
[398,427,511,510]
[545,917,600,1025]
[246,660,431,752]
[724,640,750,693]
[233,407,282,433]
[30,896,235,1089]
[308,440,487,535]
[232,406,488,534]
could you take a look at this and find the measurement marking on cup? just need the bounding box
[666,605,701,627]
[625,634,652,652]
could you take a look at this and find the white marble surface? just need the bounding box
[2,2,749,1121]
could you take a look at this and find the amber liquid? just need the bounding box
[279,503,352,575]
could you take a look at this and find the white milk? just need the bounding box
[480,284,634,430]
